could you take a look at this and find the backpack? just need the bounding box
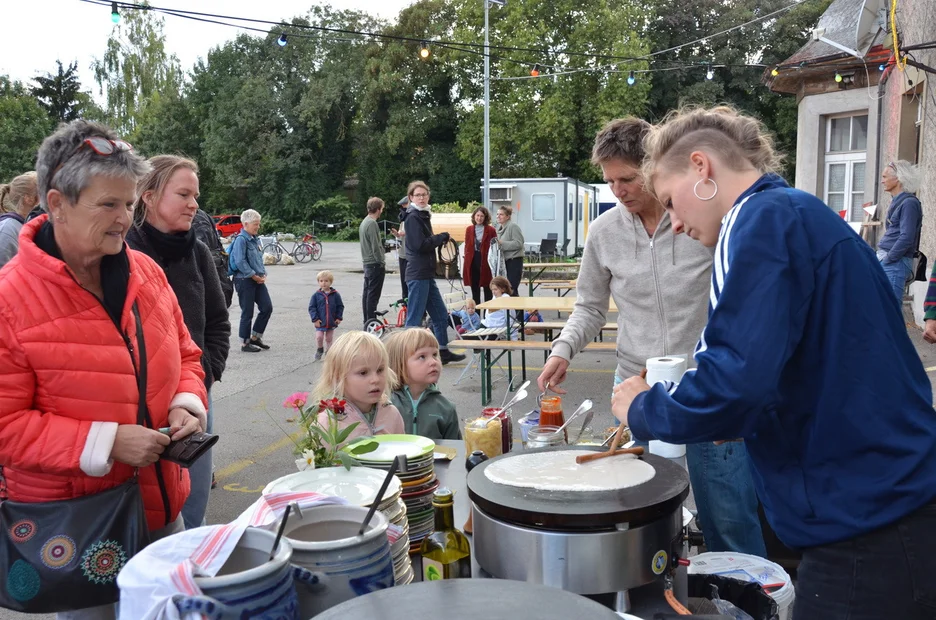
[227,235,240,277]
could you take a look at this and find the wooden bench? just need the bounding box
[448,339,616,404]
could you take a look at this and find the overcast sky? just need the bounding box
[0,0,414,90]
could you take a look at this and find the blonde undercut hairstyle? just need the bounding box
[385,328,440,390]
[642,105,783,196]
[311,331,396,406]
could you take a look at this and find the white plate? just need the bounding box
[348,436,435,462]
[262,467,401,506]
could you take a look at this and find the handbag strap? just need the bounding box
[131,302,149,428]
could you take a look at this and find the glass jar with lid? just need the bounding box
[525,425,565,449]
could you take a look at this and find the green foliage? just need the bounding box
[433,200,482,214]
[30,61,88,123]
[0,77,54,181]
[92,3,183,135]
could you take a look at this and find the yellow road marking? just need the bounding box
[926,365,936,373]
[214,432,300,483]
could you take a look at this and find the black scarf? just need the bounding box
[140,220,196,262]
[35,221,129,328]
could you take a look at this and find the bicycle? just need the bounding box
[261,233,317,263]
[364,298,430,339]
[300,233,323,261]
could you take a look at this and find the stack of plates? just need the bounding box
[344,435,438,553]
[261,466,414,585]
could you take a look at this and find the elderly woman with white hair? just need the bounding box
[228,208,273,352]
[878,160,923,301]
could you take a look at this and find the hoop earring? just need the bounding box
[693,178,718,201]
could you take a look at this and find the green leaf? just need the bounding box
[337,451,359,471]
[336,422,363,445]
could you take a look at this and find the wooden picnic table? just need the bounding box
[523,262,581,295]
[448,339,617,405]
[538,281,576,297]
[477,296,617,383]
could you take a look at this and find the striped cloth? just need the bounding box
[924,261,936,321]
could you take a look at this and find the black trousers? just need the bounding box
[469,252,492,305]
[505,257,524,319]
[793,500,936,620]
[399,257,408,301]
[363,263,385,323]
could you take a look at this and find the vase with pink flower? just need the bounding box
[283,392,374,470]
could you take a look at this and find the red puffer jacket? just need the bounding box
[0,217,207,531]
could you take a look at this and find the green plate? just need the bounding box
[343,434,436,462]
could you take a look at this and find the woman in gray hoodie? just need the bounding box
[537,117,766,558]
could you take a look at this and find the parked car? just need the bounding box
[213,214,243,237]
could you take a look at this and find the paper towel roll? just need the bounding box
[645,356,687,386]
[645,356,687,459]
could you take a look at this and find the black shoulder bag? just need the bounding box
[0,303,151,612]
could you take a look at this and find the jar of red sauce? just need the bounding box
[539,397,565,442]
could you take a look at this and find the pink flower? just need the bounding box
[283,392,309,410]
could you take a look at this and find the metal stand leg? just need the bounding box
[614,590,631,613]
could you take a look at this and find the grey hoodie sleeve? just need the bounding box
[550,234,610,362]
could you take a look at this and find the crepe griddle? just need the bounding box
[314,578,624,620]
[467,446,689,530]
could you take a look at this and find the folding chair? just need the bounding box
[452,305,510,387]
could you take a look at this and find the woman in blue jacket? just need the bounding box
[614,106,936,619]
[878,160,922,300]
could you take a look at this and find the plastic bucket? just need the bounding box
[688,552,794,620]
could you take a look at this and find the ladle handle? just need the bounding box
[359,455,402,535]
[575,446,644,465]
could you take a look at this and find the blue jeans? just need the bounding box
[404,278,450,348]
[234,277,273,341]
[881,257,912,302]
[181,388,213,529]
[794,502,936,620]
[615,374,766,556]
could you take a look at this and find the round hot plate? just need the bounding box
[467,446,689,530]
[314,578,625,620]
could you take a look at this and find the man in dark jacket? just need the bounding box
[192,209,234,308]
[402,181,464,364]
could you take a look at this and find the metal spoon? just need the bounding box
[571,410,595,445]
[499,379,529,409]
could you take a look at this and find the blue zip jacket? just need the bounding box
[629,174,936,549]
[228,232,266,279]
[308,287,344,329]
[878,191,922,262]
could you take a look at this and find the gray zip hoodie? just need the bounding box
[550,206,712,379]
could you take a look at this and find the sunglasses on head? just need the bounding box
[52,137,134,178]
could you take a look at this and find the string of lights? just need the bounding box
[87,0,814,79]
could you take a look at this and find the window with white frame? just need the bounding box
[824,114,868,222]
[531,193,556,221]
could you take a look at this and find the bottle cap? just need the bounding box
[432,487,454,506]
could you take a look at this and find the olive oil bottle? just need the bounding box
[419,487,471,580]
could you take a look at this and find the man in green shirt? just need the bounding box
[360,196,386,325]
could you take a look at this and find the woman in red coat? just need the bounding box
[463,205,498,304]
[0,120,207,619]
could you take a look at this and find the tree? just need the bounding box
[450,0,652,182]
[0,77,54,181]
[31,61,85,122]
[92,3,183,136]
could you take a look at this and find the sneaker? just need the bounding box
[242,342,261,352]
[314,348,324,361]
[440,349,466,365]
[250,337,271,350]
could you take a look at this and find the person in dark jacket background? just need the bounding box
[191,207,234,308]
[308,269,344,361]
[391,196,409,301]
[877,160,922,301]
[402,180,464,364]
[128,155,231,530]
[614,106,936,620]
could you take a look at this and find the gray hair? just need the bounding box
[888,160,921,194]
[35,120,150,212]
[240,209,261,225]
